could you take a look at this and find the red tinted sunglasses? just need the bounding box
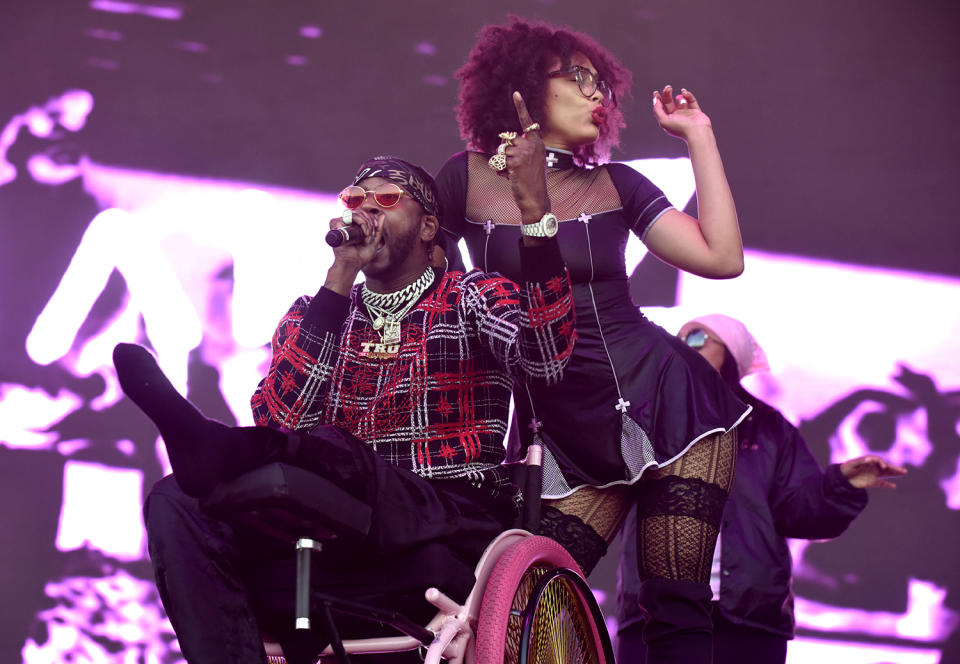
[338,183,408,210]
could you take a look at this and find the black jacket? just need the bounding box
[618,392,869,638]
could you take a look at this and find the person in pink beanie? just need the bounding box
[616,313,907,664]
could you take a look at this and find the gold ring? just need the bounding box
[523,122,540,133]
[498,131,518,146]
[488,153,507,172]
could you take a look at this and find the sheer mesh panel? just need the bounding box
[621,412,658,478]
[536,413,657,498]
[465,152,623,224]
[539,440,575,498]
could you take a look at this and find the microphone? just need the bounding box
[325,224,363,247]
[325,209,363,247]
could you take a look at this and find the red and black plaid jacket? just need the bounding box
[251,240,575,503]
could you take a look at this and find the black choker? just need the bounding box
[544,148,576,170]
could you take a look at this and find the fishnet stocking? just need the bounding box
[541,484,632,575]
[543,484,632,542]
[634,430,737,584]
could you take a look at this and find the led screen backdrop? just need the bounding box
[1,1,958,662]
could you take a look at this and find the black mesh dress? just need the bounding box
[435,150,750,499]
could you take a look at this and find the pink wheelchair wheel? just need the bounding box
[475,536,610,664]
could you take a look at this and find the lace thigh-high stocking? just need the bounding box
[635,429,737,583]
[540,484,633,575]
[633,429,738,664]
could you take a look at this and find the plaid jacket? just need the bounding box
[251,240,575,501]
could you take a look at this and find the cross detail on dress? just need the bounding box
[528,417,543,433]
[546,152,559,168]
[578,212,592,225]
[484,219,495,235]
[615,397,631,412]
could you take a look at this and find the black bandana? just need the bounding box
[353,156,439,217]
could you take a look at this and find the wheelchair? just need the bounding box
[200,444,615,664]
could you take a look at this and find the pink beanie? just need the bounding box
[678,314,769,379]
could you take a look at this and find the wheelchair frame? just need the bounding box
[206,445,614,664]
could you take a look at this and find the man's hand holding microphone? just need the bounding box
[323,208,382,296]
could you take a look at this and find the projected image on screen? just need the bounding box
[2,105,958,662]
[2,0,958,654]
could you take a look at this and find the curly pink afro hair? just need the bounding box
[455,16,632,166]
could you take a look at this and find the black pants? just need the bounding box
[144,425,508,664]
[616,602,789,664]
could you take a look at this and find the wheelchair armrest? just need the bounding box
[200,462,372,545]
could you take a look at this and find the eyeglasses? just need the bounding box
[683,329,711,349]
[339,183,408,209]
[548,65,613,107]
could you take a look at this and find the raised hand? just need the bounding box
[652,85,713,140]
[839,455,909,489]
[503,91,551,224]
[323,208,383,296]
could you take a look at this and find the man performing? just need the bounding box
[113,148,575,663]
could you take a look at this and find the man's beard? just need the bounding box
[363,223,422,281]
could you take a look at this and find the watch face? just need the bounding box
[544,215,559,235]
[521,213,559,237]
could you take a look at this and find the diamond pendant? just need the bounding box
[383,320,401,346]
[372,317,385,330]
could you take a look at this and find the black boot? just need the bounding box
[638,577,713,664]
[113,342,292,496]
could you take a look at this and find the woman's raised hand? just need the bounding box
[504,91,551,224]
[653,85,713,140]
